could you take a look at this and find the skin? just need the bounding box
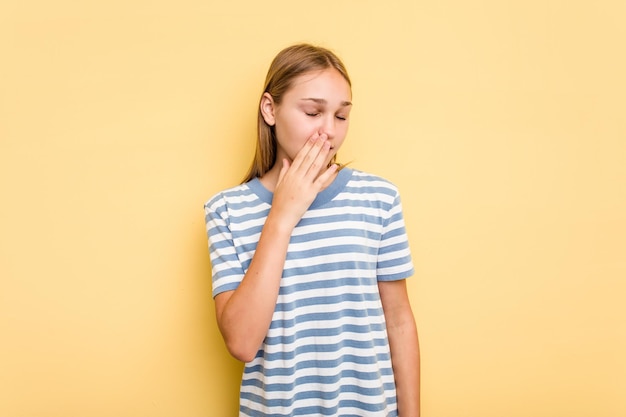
[380,279,421,417]
[214,68,420,416]
[259,68,352,192]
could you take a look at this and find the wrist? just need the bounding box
[264,210,297,237]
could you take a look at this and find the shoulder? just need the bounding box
[345,169,402,203]
[203,182,258,214]
[349,169,399,187]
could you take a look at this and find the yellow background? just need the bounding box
[1,1,624,416]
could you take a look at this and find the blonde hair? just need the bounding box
[242,44,352,183]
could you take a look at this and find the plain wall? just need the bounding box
[1,1,624,416]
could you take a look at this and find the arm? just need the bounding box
[214,134,336,362]
[379,279,420,417]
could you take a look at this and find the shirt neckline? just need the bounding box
[246,167,353,209]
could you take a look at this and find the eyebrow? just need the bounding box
[300,98,353,107]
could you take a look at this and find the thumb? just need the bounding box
[276,158,290,186]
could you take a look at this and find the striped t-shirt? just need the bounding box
[204,168,414,417]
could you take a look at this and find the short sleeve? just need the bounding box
[204,194,245,297]
[376,191,414,281]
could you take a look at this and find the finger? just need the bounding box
[289,133,322,172]
[276,158,290,187]
[304,138,332,179]
[296,133,329,176]
[314,163,339,187]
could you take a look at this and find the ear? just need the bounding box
[260,92,276,126]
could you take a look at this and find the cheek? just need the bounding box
[282,126,309,143]
[274,122,313,158]
[340,121,350,136]
[277,118,317,143]
[335,122,350,142]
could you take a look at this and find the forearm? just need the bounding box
[388,317,420,417]
[379,280,420,417]
[216,212,293,362]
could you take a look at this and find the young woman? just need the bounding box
[204,44,420,417]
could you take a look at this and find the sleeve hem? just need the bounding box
[377,268,415,282]
[212,282,241,298]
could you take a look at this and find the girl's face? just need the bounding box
[261,68,352,166]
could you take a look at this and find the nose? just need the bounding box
[319,115,336,140]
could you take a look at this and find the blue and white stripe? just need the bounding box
[205,168,414,417]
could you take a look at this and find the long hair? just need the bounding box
[241,44,352,183]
